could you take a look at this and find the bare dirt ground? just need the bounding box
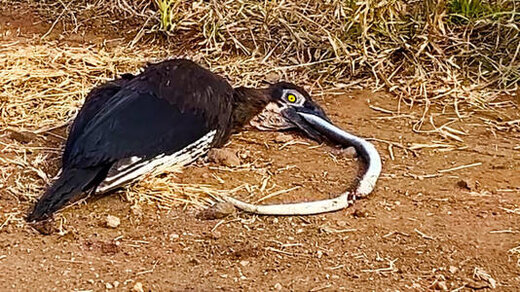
[1,3,520,291]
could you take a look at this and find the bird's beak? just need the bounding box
[280,105,332,142]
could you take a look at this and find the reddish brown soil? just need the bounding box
[1,3,520,291]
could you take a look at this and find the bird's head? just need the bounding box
[250,82,331,141]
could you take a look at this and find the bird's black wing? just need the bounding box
[63,73,134,168]
[65,59,235,168]
[67,89,210,168]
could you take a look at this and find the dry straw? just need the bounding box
[35,0,519,125]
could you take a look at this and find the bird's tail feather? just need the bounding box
[27,167,101,222]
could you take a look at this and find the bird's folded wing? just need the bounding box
[64,89,211,169]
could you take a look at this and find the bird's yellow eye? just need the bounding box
[287,94,296,103]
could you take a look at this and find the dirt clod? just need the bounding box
[105,215,120,228]
[331,146,358,158]
[456,179,479,191]
[207,148,240,167]
[102,242,120,254]
[273,133,294,143]
[434,281,448,291]
[449,266,458,274]
[198,202,236,220]
[352,208,369,218]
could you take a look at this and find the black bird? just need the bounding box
[27,59,336,221]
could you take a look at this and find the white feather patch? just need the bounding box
[96,130,216,193]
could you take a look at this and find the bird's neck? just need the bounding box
[232,87,271,129]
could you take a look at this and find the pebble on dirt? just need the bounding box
[434,281,448,291]
[456,179,479,191]
[207,148,240,167]
[197,202,236,220]
[331,146,357,158]
[273,132,294,143]
[132,282,144,292]
[449,266,458,274]
[105,215,120,228]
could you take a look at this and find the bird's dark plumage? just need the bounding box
[62,73,135,168]
[28,59,273,222]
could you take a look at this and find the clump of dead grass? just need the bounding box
[31,0,518,131]
[154,0,519,139]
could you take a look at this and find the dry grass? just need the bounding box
[27,0,520,129]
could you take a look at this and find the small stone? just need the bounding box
[449,266,458,274]
[132,282,144,292]
[169,233,179,241]
[240,260,250,267]
[87,279,94,284]
[265,72,280,83]
[197,202,236,220]
[273,133,293,143]
[113,281,120,288]
[344,146,357,157]
[331,146,358,158]
[238,151,249,159]
[207,148,240,167]
[105,282,113,289]
[274,283,282,291]
[105,215,120,228]
[316,250,323,258]
[434,281,448,291]
[352,208,368,218]
[457,179,472,190]
[457,179,480,191]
